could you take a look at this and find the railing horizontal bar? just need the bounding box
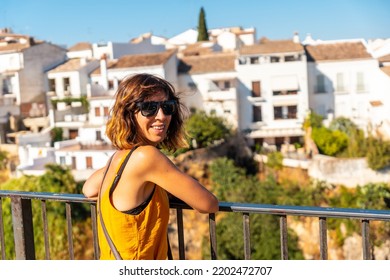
[219,202,390,221]
[2,190,390,221]
[0,191,89,203]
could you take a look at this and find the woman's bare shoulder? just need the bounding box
[132,145,166,160]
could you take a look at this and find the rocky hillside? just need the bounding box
[168,138,390,260]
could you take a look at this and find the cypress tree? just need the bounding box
[197,7,209,41]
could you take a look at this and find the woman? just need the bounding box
[82,73,219,260]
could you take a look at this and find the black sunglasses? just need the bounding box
[136,100,177,117]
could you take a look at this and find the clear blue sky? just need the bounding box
[1,0,389,48]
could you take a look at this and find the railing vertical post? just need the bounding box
[0,198,6,260]
[243,213,251,260]
[90,204,99,260]
[11,197,35,260]
[361,219,371,260]
[176,208,185,260]
[209,213,217,260]
[65,202,74,260]
[319,217,328,260]
[280,215,288,260]
[40,200,50,260]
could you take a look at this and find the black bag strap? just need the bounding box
[98,152,123,259]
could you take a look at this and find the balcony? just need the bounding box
[205,88,237,102]
[1,190,390,260]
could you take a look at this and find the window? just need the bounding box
[287,105,297,119]
[94,107,101,117]
[251,81,261,97]
[284,55,296,62]
[69,129,78,139]
[188,82,197,89]
[86,157,93,169]
[252,105,262,122]
[270,56,280,63]
[274,106,283,119]
[63,77,70,93]
[103,106,109,116]
[49,79,56,92]
[71,157,76,169]
[250,57,259,64]
[273,90,298,96]
[108,80,114,90]
[59,156,66,165]
[96,131,102,141]
[336,73,345,92]
[316,75,326,93]
[238,57,247,65]
[213,80,232,91]
[274,105,297,119]
[2,79,11,94]
[356,72,365,92]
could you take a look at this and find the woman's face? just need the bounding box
[135,91,172,146]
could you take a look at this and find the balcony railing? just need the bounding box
[1,190,390,260]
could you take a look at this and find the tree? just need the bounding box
[329,117,367,157]
[0,164,90,259]
[311,126,348,156]
[0,150,8,169]
[208,157,304,259]
[197,7,209,41]
[366,137,390,170]
[185,110,231,149]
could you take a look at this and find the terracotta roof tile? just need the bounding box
[178,53,236,74]
[49,58,91,73]
[305,42,372,61]
[369,100,383,107]
[68,42,92,51]
[381,66,390,77]
[110,49,176,69]
[240,39,304,55]
[378,54,390,63]
[181,42,214,56]
[91,60,117,75]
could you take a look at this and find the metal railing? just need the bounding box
[1,190,390,260]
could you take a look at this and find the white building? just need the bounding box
[167,26,256,52]
[236,35,309,148]
[0,30,67,142]
[178,52,238,128]
[305,39,390,135]
[7,26,390,180]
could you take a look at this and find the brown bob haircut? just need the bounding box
[105,73,188,151]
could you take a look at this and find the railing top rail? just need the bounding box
[0,190,89,203]
[1,190,390,221]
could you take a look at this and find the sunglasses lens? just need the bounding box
[141,102,158,116]
[161,101,176,115]
[138,101,176,116]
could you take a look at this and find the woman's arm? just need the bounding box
[82,167,105,200]
[132,146,219,213]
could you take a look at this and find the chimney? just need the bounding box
[100,54,108,90]
[80,57,86,66]
[293,32,300,43]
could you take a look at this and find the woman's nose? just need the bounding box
[155,107,167,118]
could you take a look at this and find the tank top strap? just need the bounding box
[110,145,140,193]
[115,145,140,177]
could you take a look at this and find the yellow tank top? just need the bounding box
[97,148,170,260]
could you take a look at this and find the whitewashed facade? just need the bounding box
[236,36,309,147]
[0,32,67,142]
[305,39,390,134]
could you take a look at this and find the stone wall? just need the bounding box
[308,154,390,187]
